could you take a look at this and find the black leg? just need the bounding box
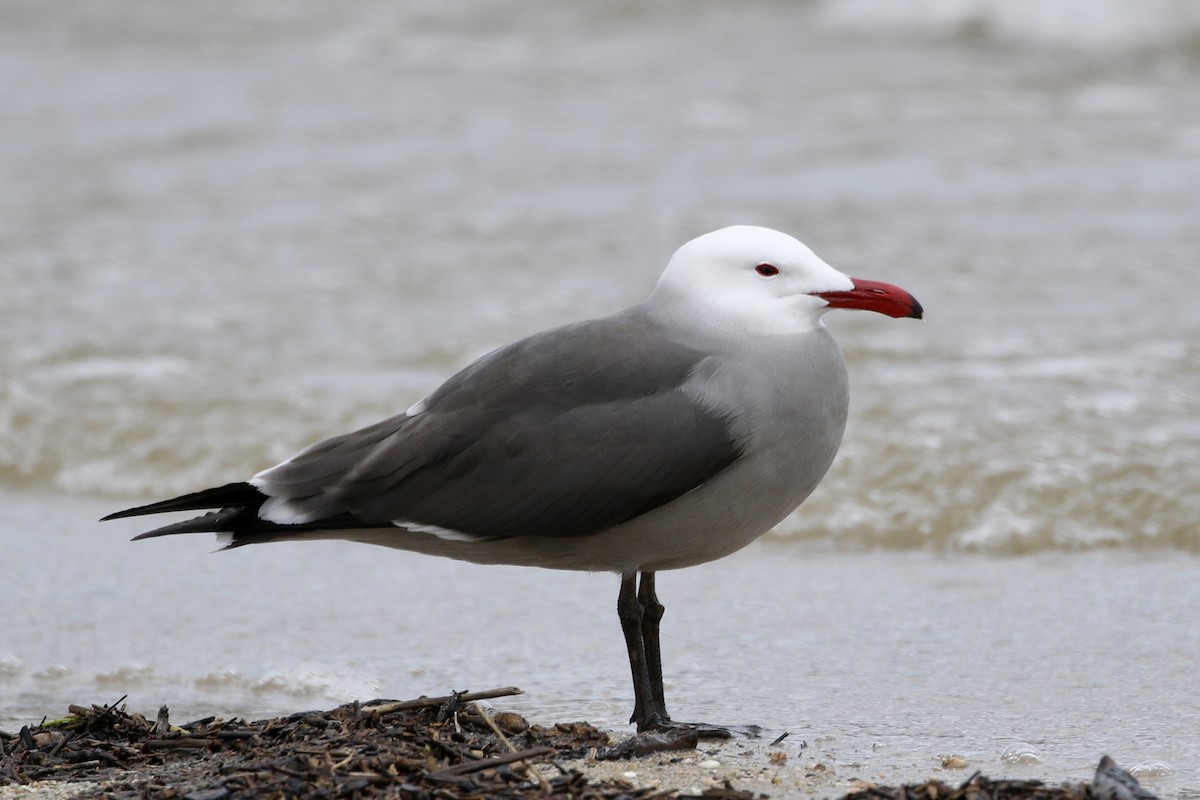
[616,572,741,740]
[638,571,669,722]
[617,573,649,728]
[617,572,670,731]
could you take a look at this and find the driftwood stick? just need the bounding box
[427,747,555,779]
[93,695,129,723]
[47,731,75,758]
[358,686,523,717]
[141,737,222,750]
[212,730,259,740]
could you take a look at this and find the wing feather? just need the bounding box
[112,312,745,544]
[256,313,744,539]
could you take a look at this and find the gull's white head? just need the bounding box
[650,225,922,335]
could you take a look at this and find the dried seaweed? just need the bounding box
[0,694,1113,799]
[0,689,634,799]
[841,771,1092,800]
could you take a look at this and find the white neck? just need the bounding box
[644,284,833,338]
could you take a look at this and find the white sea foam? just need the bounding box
[820,0,1200,51]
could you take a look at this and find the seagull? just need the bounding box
[103,225,923,733]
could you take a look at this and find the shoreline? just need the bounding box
[4,507,1194,797]
[0,692,1107,800]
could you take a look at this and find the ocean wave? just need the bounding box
[819,0,1200,51]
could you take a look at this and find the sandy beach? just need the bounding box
[1,691,1112,799]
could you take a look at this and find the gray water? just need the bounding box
[2,1,1198,795]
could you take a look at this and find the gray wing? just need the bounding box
[254,312,744,540]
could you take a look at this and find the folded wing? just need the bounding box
[107,313,745,545]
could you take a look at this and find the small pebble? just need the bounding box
[491,711,529,734]
[698,759,721,769]
[183,790,230,800]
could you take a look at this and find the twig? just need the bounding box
[358,686,523,717]
[47,731,75,758]
[141,737,221,750]
[472,701,553,793]
[267,761,307,779]
[212,730,259,740]
[94,695,129,723]
[426,747,555,779]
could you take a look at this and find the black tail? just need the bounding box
[102,482,265,522]
[103,481,376,546]
[101,482,267,543]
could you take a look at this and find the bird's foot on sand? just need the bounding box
[648,719,756,739]
[607,721,761,759]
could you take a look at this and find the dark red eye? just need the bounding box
[755,263,779,277]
